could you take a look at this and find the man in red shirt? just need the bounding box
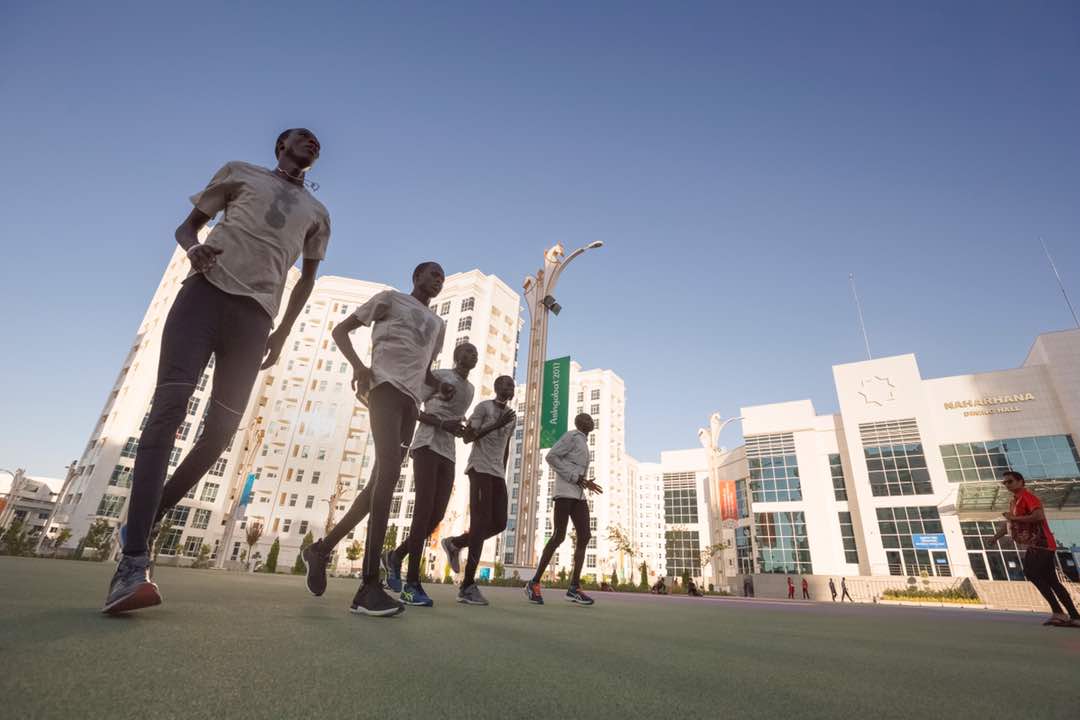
[786,576,795,599]
[989,471,1079,627]
[801,576,810,599]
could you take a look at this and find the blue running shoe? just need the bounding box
[401,582,434,607]
[565,585,595,606]
[381,549,403,593]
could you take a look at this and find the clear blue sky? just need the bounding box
[2,1,1078,478]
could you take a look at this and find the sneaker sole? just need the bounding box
[565,596,594,606]
[401,598,434,607]
[442,539,461,575]
[457,596,489,606]
[349,604,405,617]
[102,582,162,614]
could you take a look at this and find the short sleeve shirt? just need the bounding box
[410,369,474,462]
[465,400,516,479]
[1009,489,1057,550]
[189,161,331,319]
[351,290,446,407]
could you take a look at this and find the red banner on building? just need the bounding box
[718,479,738,521]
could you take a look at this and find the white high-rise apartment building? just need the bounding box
[50,247,523,573]
[502,364,631,583]
[629,458,666,585]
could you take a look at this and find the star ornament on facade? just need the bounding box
[858,376,896,406]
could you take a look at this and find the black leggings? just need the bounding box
[323,447,453,583]
[532,497,590,586]
[353,382,418,584]
[450,471,507,587]
[1024,548,1079,619]
[124,275,272,556]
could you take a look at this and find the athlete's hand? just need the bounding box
[261,329,287,369]
[351,364,373,402]
[441,419,466,436]
[1002,512,1017,522]
[585,480,604,495]
[438,382,456,401]
[187,244,223,273]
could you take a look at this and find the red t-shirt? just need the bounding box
[1009,489,1056,551]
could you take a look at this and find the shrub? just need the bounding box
[264,538,280,573]
[882,586,980,603]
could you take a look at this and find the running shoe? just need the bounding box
[441,537,461,575]
[400,582,434,607]
[565,585,595,606]
[301,540,331,596]
[381,549,403,593]
[524,581,544,605]
[350,583,405,617]
[457,583,489,606]
[102,555,162,614]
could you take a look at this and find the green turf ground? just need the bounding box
[2,557,1077,719]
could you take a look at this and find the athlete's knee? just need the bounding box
[198,404,243,451]
[140,388,191,446]
[549,528,567,546]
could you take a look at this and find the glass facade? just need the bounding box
[838,511,859,564]
[940,435,1080,483]
[961,521,1025,581]
[663,472,699,524]
[864,444,932,497]
[735,478,750,519]
[735,525,753,574]
[749,454,802,503]
[753,512,812,574]
[665,529,701,577]
[829,454,847,501]
[876,506,949,576]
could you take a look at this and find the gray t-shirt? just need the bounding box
[189,161,331,319]
[465,400,516,479]
[410,369,474,462]
[546,429,590,500]
[351,290,446,407]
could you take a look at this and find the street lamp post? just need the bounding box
[514,241,603,569]
[697,413,743,590]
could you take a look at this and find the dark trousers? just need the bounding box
[359,383,418,585]
[532,497,590,586]
[400,447,455,583]
[124,275,271,556]
[450,470,508,587]
[802,588,810,599]
[1024,548,1080,619]
[841,587,852,602]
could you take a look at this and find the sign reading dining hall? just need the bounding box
[943,393,1035,417]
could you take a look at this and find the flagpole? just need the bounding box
[1042,238,1079,329]
[850,273,872,360]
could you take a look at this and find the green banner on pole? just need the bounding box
[540,356,570,449]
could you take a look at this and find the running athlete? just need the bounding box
[442,375,518,606]
[103,129,330,614]
[525,413,602,606]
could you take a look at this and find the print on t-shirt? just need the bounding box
[266,181,299,229]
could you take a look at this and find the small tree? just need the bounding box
[293,531,315,575]
[265,537,280,573]
[346,540,363,574]
[1,519,31,556]
[191,541,212,569]
[557,567,568,585]
[81,519,114,561]
[610,568,619,587]
[443,562,453,584]
[681,569,691,591]
[639,561,649,590]
[151,519,175,562]
[51,528,72,556]
[494,560,505,580]
[382,525,398,554]
[245,522,263,572]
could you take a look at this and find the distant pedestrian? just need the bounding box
[988,470,1079,627]
[743,576,752,597]
[787,576,795,599]
[801,576,810,599]
[829,578,837,602]
[840,577,853,602]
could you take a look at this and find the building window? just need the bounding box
[183,536,203,557]
[390,497,402,516]
[311,471,320,485]
[663,472,698,524]
[455,335,470,347]
[664,529,701,578]
[859,419,932,497]
[191,508,211,530]
[197,373,209,391]
[200,483,219,503]
[837,511,859,564]
[735,526,753,574]
[753,511,812,574]
[289,494,298,507]
[299,520,309,536]
[961,521,1026,581]
[590,404,599,416]
[305,495,314,509]
[165,505,190,527]
[590,389,600,401]
[283,519,292,534]
[577,392,584,402]
[940,435,1080,483]
[186,397,200,416]
[168,447,182,467]
[208,457,228,477]
[747,432,802,503]
[876,506,948,577]
[109,465,133,488]
[461,297,475,312]
[97,493,126,518]
[159,528,182,555]
[829,454,847,501]
[439,302,451,316]
[120,436,139,459]
[458,316,472,332]
[735,478,750,519]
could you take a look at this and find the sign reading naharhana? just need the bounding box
[944,392,1035,417]
[540,356,570,448]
